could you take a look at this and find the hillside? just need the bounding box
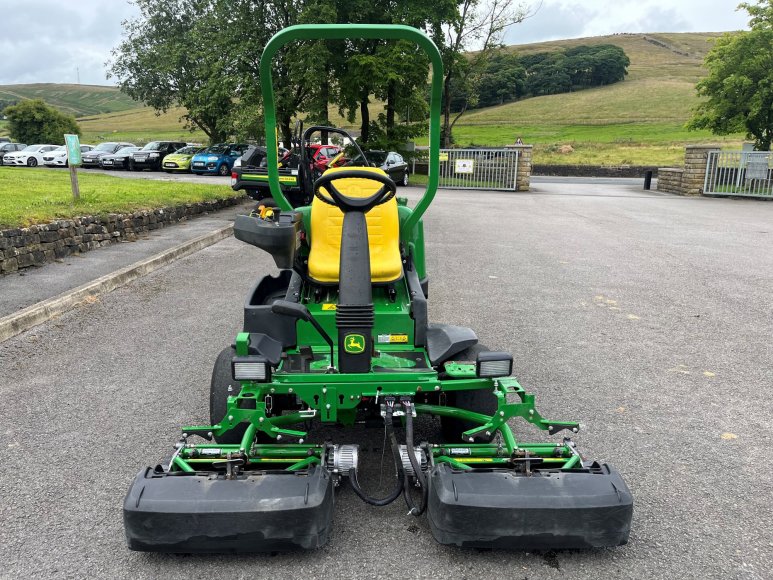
[0,83,140,117]
[454,32,744,165]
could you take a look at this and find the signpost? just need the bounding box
[64,134,81,200]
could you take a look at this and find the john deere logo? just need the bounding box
[344,334,366,354]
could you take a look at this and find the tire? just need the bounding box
[401,170,409,187]
[209,347,247,444]
[440,344,499,443]
[128,160,135,171]
[217,163,230,176]
[27,157,38,167]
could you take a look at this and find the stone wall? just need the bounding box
[0,196,244,274]
[657,145,720,196]
[533,164,658,178]
[505,144,533,191]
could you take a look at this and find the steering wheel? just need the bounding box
[314,170,397,213]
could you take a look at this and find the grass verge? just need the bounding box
[0,167,238,228]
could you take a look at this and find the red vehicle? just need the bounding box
[307,143,343,173]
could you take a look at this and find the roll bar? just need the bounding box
[259,24,443,244]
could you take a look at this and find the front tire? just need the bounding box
[209,347,247,444]
[27,157,38,167]
[217,163,230,176]
[440,344,499,442]
[401,171,409,186]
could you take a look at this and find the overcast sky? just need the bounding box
[0,0,751,86]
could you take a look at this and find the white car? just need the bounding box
[42,144,95,167]
[3,144,59,167]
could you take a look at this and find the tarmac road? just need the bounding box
[1,183,772,579]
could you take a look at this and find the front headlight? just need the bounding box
[232,356,271,382]
[208,155,219,161]
[476,352,513,378]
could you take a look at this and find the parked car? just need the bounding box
[81,142,135,168]
[161,145,205,173]
[348,150,410,186]
[2,144,58,167]
[100,146,141,170]
[0,142,27,165]
[42,144,95,168]
[130,141,188,171]
[307,143,343,173]
[190,143,249,176]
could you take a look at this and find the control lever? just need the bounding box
[271,300,336,371]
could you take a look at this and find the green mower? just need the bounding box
[123,24,633,553]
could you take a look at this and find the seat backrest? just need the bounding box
[308,166,402,284]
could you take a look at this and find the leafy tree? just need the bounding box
[3,99,80,144]
[689,1,773,150]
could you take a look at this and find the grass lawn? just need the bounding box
[0,167,238,228]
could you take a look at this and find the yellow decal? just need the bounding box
[344,334,366,354]
[439,153,449,161]
[377,334,409,343]
[321,304,337,311]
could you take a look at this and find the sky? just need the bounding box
[0,0,752,86]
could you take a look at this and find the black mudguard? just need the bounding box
[124,465,334,553]
[427,463,633,550]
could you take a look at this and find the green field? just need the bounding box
[0,167,237,228]
[449,32,746,165]
[0,83,140,117]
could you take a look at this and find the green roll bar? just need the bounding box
[258,24,443,243]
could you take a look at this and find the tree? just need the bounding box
[437,0,534,147]
[109,0,240,143]
[689,1,773,150]
[3,99,80,145]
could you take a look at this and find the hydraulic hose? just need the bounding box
[403,401,428,516]
[348,407,405,506]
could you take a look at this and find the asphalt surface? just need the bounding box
[2,183,772,579]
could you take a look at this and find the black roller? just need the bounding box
[427,463,633,550]
[124,465,334,553]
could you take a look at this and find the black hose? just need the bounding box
[403,402,428,516]
[348,408,405,506]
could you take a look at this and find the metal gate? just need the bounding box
[704,151,773,199]
[414,148,520,191]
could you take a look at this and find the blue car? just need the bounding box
[190,143,249,176]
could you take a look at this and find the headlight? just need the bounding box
[149,152,159,158]
[232,356,271,382]
[208,155,218,161]
[476,352,513,378]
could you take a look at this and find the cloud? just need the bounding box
[503,0,749,46]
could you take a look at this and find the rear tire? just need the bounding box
[209,347,247,444]
[440,344,498,442]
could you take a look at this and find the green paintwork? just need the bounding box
[163,24,586,478]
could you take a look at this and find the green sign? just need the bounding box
[344,334,366,354]
[64,134,82,166]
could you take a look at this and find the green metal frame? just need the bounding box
[164,24,585,477]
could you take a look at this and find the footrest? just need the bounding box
[427,463,633,549]
[124,465,334,553]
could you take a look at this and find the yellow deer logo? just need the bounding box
[344,334,365,354]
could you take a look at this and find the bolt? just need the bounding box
[486,431,491,437]
[299,438,304,444]
[228,415,234,422]
[326,403,331,409]
[288,388,293,393]
[227,385,233,392]
[182,433,188,438]
[322,387,327,394]
[529,409,534,415]
[207,432,213,438]
[499,411,505,417]
[276,435,282,441]
[270,388,275,393]
[469,437,474,442]
[259,417,265,423]
[434,386,440,391]
[572,427,579,433]
[350,395,354,400]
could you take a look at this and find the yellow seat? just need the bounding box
[308,166,402,284]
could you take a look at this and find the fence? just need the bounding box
[414,148,521,191]
[703,151,773,199]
